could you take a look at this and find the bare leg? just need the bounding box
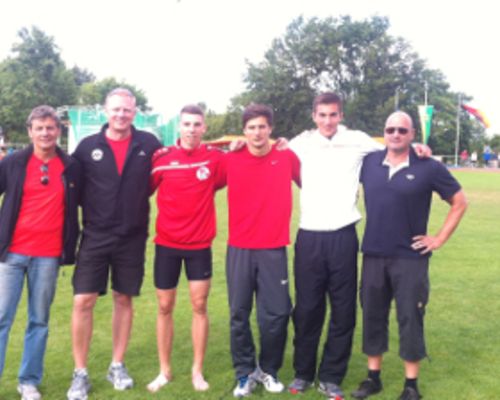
[72,293,98,369]
[368,355,383,371]
[112,291,133,363]
[156,288,176,378]
[189,279,210,391]
[404,361,420,379]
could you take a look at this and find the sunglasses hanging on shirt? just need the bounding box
[40,164,49,185]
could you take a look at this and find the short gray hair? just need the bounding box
[105,87,136,105]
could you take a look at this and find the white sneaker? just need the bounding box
[251,367,284,393]
[107,362,133,390]
[147,373,169,393]
[17,384,42,400]
[233,375,257,397]
[67,370,91,400]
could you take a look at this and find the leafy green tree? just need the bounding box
[79,77,150,111]
[489,135,500,152]
[71,66,95,86]
[234,16,484,154]
[0,26,78,142]
[204,106,244,140]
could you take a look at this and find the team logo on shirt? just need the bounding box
[406,174,415,181]
[196,166,210,181]
[91,149,103,161]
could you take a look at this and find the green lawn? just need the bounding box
[1,170,498,399]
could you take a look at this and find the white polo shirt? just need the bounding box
[290,125,383,231]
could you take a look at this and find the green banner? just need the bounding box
[418,105,434,144]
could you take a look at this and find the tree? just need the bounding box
[71,66,96,86]
[79,77,150,111]
[234,16,484,154]
[0,26,152,143]
[489,135,500,152]
[0,26,78,142]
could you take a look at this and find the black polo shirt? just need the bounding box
[73,124,161,237]
[360,148,461,259]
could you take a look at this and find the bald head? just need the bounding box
[385,111,414,129]
[384,111,415,155]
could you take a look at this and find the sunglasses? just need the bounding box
[40,164,49,185]
[385,127,409,135]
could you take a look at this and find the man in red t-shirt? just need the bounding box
[0,106,80,400]
[221,104,301,397]
[147,105,224,393]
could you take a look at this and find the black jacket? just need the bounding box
[0,145,81,264]
[73,124,161,236]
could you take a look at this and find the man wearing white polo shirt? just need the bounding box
[288,92,383,399]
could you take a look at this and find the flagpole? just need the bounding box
[455,94,461,167]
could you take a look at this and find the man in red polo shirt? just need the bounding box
[222,104,301,397]
[0,105,80,400]
[147,104,224,393]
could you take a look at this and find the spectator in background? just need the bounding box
[459,149,469,166]
[470,151,478,167]
[483,145,492,167]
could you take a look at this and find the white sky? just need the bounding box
[1,0,498,135]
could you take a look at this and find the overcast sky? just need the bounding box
[1,0,498,135]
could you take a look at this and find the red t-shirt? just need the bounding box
[10,155,65,257]
[107,135,131,175]
[150,143,225,249]
[222,146,300,248]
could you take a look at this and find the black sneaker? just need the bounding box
[288,377,313,394]
[318,381,344,399]
[351,378,383,399]
[398,387,422,400]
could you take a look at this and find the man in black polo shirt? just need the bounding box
[67,88,161,400]
[352,111,467,400]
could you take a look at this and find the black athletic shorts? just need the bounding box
[73,230,147,296]
[154,244,212,290]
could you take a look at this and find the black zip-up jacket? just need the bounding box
[73,124,161,236]
[0,145,81,264]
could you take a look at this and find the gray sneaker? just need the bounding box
[17,384,42,400]
[318,381,345,399]
[67,371,91,400]
[288,378,313,394]
[250,367,284,393]
[107,363,134,390]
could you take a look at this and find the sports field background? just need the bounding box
[1,169,498,399]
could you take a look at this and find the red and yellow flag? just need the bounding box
[461,104,491,128]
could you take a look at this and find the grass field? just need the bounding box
[1,169,499,399]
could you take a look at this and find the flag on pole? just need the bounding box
[418,105,434,144]
[461,104,491,128]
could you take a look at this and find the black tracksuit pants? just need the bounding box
[292,226,358,384]
[226,245,292,379]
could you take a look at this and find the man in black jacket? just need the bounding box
[67,88,161,400]
[0,105,80,400]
